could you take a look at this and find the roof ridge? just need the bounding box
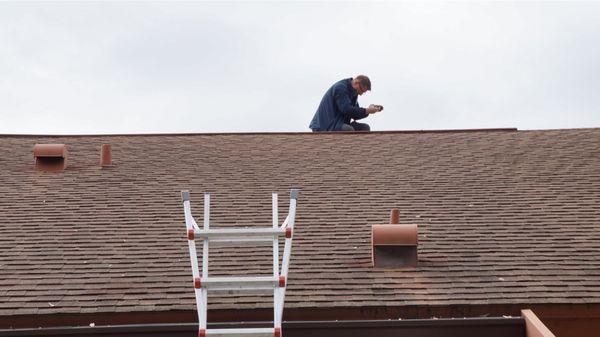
[0,128,520,137]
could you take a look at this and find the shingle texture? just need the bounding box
[1,129,600,316]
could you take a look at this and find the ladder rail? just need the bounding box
[275,189,298,327]
[182,191,203,327]
[201,193,210,331]
[272,193,280,328]
[272,193,280,278]
[279,215,289,229]
[191,215,200,231]
[280,190,298,278]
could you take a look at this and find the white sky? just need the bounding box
[1,1,599,134]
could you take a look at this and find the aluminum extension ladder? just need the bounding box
[181,189,299,337]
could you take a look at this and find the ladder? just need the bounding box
[181,189,299,337]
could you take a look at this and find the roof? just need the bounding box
[1,128,600,318]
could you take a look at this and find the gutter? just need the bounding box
[0,317,525,337]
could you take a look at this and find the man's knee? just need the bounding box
[341,123,355,131]
[352,122,370,131]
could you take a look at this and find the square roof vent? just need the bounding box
[372,210,418,268]
[33,144,68,172]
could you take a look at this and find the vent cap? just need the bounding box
[372,209,418,268]
[33,144,68,172]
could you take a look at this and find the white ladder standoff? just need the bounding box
[181,189,299,337]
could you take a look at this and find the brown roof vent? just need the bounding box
[372,209,418,268]
[33,144,68,172]
[100,144,112,167]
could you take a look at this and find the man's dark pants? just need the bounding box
[341,121,370,132]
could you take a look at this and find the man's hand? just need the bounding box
[366,104,383,114]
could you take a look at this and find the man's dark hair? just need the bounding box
[355,75,371,90]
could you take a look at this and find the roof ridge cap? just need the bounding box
[0,128,520,137]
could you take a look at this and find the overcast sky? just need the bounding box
[1,1,599,134]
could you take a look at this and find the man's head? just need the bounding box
[351,75,371,96]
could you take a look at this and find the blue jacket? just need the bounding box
[309,78,367,131]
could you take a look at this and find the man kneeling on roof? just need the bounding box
[309,75,383,132]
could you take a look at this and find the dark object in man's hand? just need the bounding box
[374,105,384,111]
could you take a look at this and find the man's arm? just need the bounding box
[334,87,367,119]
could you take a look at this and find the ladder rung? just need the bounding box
[200,276,283,292]
[208,237,275,246]
[206,328,275,337]
[208,288,274,295]
[195,228,287,240]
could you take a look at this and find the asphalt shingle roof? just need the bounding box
[1,129,600,316]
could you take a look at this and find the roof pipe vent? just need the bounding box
[100,144,112,167]
[372,209,418,268]
[33,144,68,172]
[390,209,400,224]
